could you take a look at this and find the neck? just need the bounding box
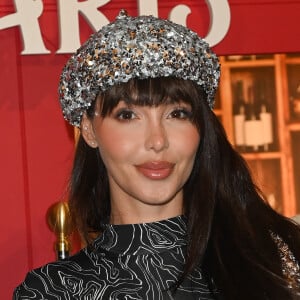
[109,201,183,225]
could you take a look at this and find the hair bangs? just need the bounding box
[96,77,204,117]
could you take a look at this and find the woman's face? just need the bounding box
[82,100,200,224]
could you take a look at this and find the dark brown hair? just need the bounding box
[69,77,300,299]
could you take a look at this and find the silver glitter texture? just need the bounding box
[59,10,220,127]
[271,232,300,290]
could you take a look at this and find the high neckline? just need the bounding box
[93,215,187,256]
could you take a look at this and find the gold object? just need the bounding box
[47,201,73,260]
[74,127,80,145]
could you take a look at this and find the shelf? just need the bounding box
[221,58,275,69]
[291,132,300,212]
[213,109,222,116]
[287,122,300,131]
[218,53,300,216]
[242,152,282,160]
[285,57,300,64]
[246,159,283,213]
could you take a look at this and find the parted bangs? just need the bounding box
[92,77,206,118]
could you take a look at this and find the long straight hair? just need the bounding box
[69,77,300,299]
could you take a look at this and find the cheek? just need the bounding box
[96,126,139,163]
[173,127,200,158]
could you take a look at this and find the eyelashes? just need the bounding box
[115,109,137,121]
[113,104,193,122]
[167,108,192,120]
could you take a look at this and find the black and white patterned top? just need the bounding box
[14,216,216,299]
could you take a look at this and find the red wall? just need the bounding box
[1,0,300,298]
[0,1,75,296]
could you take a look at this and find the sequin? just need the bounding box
[271,232,300,291]
[58,10,220,127]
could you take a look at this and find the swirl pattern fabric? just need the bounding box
[14,216,216,299]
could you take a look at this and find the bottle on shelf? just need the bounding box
[244,86,264,152]
[233,80,246,151]
[290,81,300,120]
[257,80,273,151]
[259,105,273,151]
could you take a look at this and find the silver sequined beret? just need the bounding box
[59,10,220,127]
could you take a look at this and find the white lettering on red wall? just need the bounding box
[57,0,110,53]
[0,0,50,54]
[0,0,231,55]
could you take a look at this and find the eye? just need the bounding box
[115,109,137,121]
[168,107,192,120]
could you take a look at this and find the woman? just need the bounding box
[14,10,300,299]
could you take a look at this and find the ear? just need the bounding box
[81,113,98,148]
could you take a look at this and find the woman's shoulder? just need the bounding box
[13,249,95,299]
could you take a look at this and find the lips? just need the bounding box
[135,161,175,180]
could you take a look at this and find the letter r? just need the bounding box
[57,0,110,54]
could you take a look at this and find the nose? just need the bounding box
[144,121,169,152]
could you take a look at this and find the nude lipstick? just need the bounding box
[135,161,175,180]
